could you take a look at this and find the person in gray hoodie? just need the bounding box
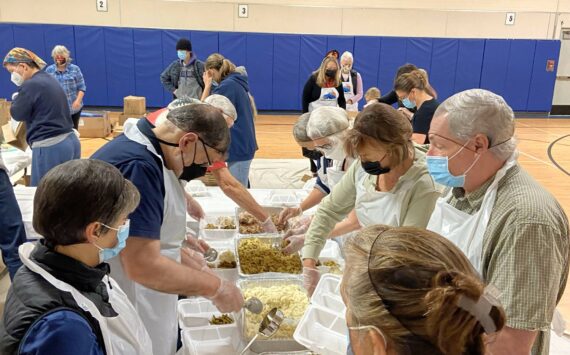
[160,38,205,100]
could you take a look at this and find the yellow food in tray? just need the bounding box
[204,216,236,230]
[238,238,302,274]
[238,212,287,234]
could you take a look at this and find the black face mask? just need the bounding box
[325,69,337,78]
[302,148,323,161]
[362,160,390,176]
[179,163,208,181]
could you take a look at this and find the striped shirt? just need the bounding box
[45,63,86,114]
[448,163,569,355]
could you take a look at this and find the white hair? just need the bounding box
[293,113,312,142]
[436,89,517,160]
[204,94,237,121]
[51,45,71,60]
[340,51,353,64]
[307,106,349,140]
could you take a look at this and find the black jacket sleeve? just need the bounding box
[302,75,316,113]
[378,90,399,105]
[336,83,346,110]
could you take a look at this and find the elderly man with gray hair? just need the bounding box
[426,89,569,355]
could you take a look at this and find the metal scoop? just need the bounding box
[240,308,284,355]
[203,247,218,262]
[244,297,263,314]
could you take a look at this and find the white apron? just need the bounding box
[108,118,187,355]
[19,242,153,355]
[342,74,358,112]
[427,154,517,274]
[309,87,340,112]
[354,167,411,227]
[327,158,354,190]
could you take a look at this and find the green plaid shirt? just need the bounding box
[447,164,569,355]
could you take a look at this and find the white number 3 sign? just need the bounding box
[505,12,516,26]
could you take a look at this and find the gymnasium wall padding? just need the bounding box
[454,39,485,93]
[104,27,136,107]
[430,39,458,102]
[353,36,382,110]
[4,23,562,112]
[246,33,273,110]
[527,40,561,112]
[272,34,301,110]
[0,24,15,99]
[73,26,108,106]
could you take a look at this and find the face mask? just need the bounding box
[179,163,208,182]
[402,97,416,109]
[55,57,66,65]
[325,69,337,78]
[94,220,130,263]
[11,71,24,87]
[426,143,480,187]
[319,141,345,161]
[302,148,323,161]
[177,50,187,60]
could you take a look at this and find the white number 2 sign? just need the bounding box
[97,0,108,12]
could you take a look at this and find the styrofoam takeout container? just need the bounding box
[185,180,209,197]
[181,325,242,355]
[199,216,237,240]
[177,298,238,330]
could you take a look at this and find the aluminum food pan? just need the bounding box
[236,235,302,279]
[237,277,309,354]
[236,206,285,235]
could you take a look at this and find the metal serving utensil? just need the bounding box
[239,308,284,355]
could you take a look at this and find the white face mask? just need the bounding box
[319,138,346,161]
[11,71,24,87]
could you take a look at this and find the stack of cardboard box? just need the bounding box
[78,111,112,138]
[119,96,146,126]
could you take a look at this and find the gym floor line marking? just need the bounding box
[547,134,570,176]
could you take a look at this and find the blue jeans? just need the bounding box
[31,133,81,186]
[227,160,252,187]
[0,169,27,279]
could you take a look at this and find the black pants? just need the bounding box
[71,110,82,130]
[302,147,318,174]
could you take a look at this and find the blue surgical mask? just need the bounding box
[426,144,480,187]
[94,220,130,263]
[177,50,187,60]
[402,97,416,109]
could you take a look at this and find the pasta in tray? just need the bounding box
[238,212,287,234]
[238,238,302,274]
[242,284,309,339]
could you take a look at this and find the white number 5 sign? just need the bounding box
[97,0,108,12]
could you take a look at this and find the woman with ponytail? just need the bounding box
[342,224,506,355]
[202,53,258,187]
[394,69,439,144]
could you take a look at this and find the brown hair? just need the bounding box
[342,225,506,355]
[344,103,413,166]
[314,56,340,88]
[204,53,236,81]
[365,87,381,100]
[394,69,437,98]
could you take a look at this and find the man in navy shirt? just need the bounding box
[91,103,244,355]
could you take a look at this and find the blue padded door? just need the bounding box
[527,40,560,112]
[354,36,381,109]
[0,24,15,98]
[134,29,164,108]
[273,34,301,110]
[504,40,536,111]
[74,26,108,106]
[219,32,246,66]
[480,39,510,97]
[104,28,135,107]
[454,39,485,93]
[378,37,406,97]
[246,33,273,110]
[430,39,458,102]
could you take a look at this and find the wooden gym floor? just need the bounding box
[82,113,570,323]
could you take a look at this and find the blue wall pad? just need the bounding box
[104,28,136,107]
[527,40,561,111]
[12,24,47,61]
[353,36,382,110]
[219,32,246,67]
[0,24,15,99]
[430,39,458,102]
[133,29,164,108]
[191,31,219,62]
[273,34,301,110]
[246,33,273,110]
[326,36,354,57]
[480,39,510,97]
[43,25,76,61]
[378,37,407,97]
[160,29,190,105]
[504,40,536,111]
[454,39,485,93]
[299,35,327,107]
[407,38,433,73]
[74,26,108,106]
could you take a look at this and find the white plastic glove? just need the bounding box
[183,235,210,254]
[208,278,245,313]
[284,215,312,238]
[303,267,321,296]
[261,217,278,233]
[180,247,210,272]
[278,206,303,225]
[282,234,305,255]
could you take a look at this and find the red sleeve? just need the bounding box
[207,161,227,172]
[146,108,167,125]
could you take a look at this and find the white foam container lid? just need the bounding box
[177,298,238,330]
[182,325,242,355]
[185,180,209,197]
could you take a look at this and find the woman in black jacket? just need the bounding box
[302,56,346,113]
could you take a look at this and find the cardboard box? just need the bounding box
[78,112,111,138]
[0,99,11,126]
[112,124,124,138]
[123,96,146,116]
[2,120,27,151]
